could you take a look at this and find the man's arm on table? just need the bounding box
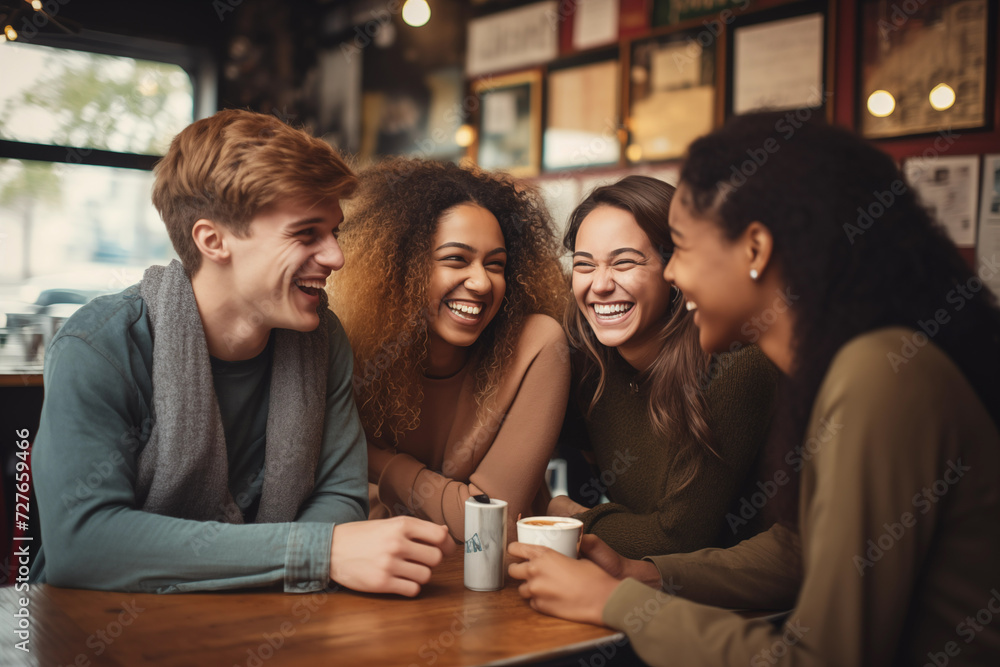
[33,335,449,594]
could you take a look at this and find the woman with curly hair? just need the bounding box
[509,112,1000,665]
[328,158,569,541]
[549,176,778,560]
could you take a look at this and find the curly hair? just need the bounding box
[328,157,568,438]
[680,111,1000,524]
[563,176,715,487]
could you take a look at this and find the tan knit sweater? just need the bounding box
[367,314,570,542]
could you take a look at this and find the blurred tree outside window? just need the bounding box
[0,40,197,372]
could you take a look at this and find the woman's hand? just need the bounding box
[546,495,588,517]
[507,542,621,625]
[579,534,627,578]
[580,534,663,587]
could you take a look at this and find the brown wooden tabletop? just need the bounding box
[0,551,626,666]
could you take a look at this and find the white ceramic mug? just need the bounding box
[464,497,508,591]
[515,516,583,559]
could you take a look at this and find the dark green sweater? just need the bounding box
[568,344,778,559]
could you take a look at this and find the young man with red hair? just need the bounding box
[31,109,452,595]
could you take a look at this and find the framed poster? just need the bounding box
[903,154,980,247]
[857,0,992,139]
[358,66,465,166]
[977,154,1000,298]
[727,1,829,117]
[474,70,542,177]
[628,29,717,163]
[572,0,619,50]
[466,2,559,77]
[544,57,621,171]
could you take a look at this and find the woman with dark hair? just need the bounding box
[327,158,569,541]
[509,112,1000,665]
[550,175,778,559]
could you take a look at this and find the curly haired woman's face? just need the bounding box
[571,205,673,368]
[425,203,507,372]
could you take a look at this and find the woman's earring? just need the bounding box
[750,269,760,281]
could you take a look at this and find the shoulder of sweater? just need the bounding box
[516,313,568,354]
[497,314,569,388]
[52,285,149,356]
[807,327,999,490]
[815,326,977,418]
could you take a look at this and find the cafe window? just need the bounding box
[0,35,209,373]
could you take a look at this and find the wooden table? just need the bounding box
[0,552,627,666]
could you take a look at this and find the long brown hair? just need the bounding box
[564,176,715,482]
[328,158,567,438]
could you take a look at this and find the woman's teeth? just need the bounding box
[447,302,482,318]
[685,301,697,311]
[593,303,633,319]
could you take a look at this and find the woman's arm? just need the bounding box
[513,333,994,666]
[374,318,571,540]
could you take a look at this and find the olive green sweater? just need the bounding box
[568,344,778,559]
[602,327,1000,666]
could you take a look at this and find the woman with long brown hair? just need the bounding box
[509,113,1000,666]
[328,157,569,542]
[550,175,778,558]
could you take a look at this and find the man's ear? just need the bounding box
[742,221,774,277]
[191,219,231,266]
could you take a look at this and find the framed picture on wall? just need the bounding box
[903,154,980,247]
[726,0,830,118]
[627,29,717,163]
[544,55,621,171]
[857,0,993,139]
[474,70,543,177]
[977,154,1000,298]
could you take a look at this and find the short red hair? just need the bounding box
[152,108,357,273]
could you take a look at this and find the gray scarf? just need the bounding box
[134,259,329,524]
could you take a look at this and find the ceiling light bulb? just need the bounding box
[455,124,475,148]
[402,0,431,27]
[4,25,17,40]
[867,90,895,118]
[31,0,42,9]
[929,83,956,111]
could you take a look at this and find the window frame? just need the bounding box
[0,29,216,170]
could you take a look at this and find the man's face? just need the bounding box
[224,198,344,334]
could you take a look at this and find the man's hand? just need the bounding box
[507,542,620,625]
[546,494,588,517]
[330,516,455,597]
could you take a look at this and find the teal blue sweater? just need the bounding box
[31,287,368,593]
